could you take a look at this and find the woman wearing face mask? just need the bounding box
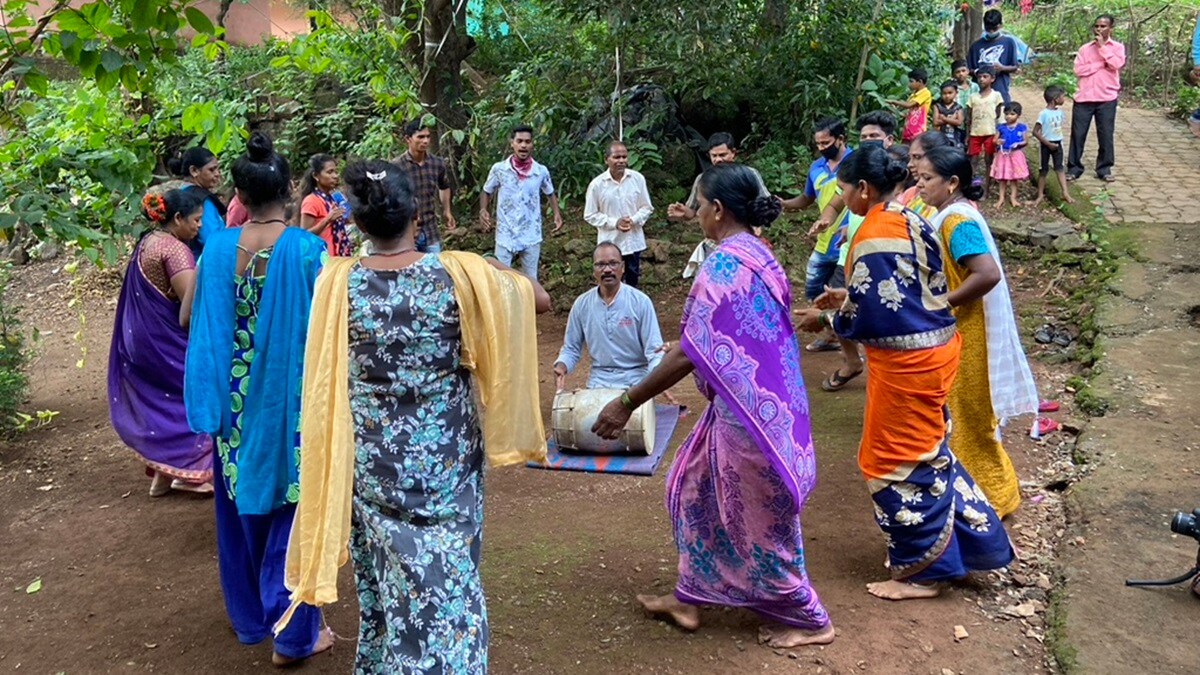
[914,146,1038,518]
[795,146,1013,601]
[109,188,214,497]
[168,146,227,254]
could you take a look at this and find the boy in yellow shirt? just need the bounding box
[889,68,932,143]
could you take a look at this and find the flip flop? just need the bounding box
[822,368,863,392]
[1037,417,1060,436]
[1039,400,1060,413]
[805,338,840,353]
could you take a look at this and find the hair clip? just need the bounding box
[366,170,387,182]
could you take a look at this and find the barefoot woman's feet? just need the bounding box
[272,627,335,667]
[636,593,700,631]
[758,623,835,648]
[866,579,942,600]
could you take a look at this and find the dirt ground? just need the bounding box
[0,246,1071,674]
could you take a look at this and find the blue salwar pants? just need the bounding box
[213,463,321,659]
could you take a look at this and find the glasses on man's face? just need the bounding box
[593,261,622,270]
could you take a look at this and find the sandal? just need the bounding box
[1037,417,1060,436]
[1039,400,1060,413]
[171,479,214,496]
[805,337,840,353]
[1034,325,1054,344]
[822,368,863,392]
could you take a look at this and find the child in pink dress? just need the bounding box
[990,102,1030,208]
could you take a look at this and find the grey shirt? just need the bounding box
[555,284,664,389]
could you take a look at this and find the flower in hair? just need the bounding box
[141,193,167,223]
[366,170,387,182]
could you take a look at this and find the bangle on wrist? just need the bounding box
[620,390,636,411]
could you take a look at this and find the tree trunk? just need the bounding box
[393,0,474,158]
[952,2,984,61]
[216,0,234,30]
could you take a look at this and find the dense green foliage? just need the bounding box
[1,0,953,258]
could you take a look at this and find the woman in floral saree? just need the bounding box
[594,164,833,648]
[797,145,1013,600]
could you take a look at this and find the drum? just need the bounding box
[551,388,656,456]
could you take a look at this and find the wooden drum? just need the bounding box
[551,388,656,456]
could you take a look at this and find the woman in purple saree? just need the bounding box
[108,189,213,496]
[594,164,832,648]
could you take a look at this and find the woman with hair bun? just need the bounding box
[280,159,550,672]
[168,145,226,252]
[184,132,332,665]
[108,188,213,497]
[796,145,1013,601]
[593,163,833,648]
[914,146,1037,519]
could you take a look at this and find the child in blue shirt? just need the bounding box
[990,102,1029,208]
[1032,85,1074,206]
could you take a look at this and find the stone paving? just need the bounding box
[1012,85,1200,225]
[1012,85,1200,673]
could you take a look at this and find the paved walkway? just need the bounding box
[1012,85,1200,224]
[1013,85,1200,673]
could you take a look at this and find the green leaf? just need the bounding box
[184,7,214,35]
[130,0,154,31]
[25,578,41,594]
[99,48,123,73]
[23,71,48,96]
[55,10,96,38]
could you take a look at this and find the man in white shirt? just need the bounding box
[584,142,654,287]
[554,242,665,391]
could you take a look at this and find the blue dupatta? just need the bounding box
[184,227,325,514]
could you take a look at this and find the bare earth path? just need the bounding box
[1011,84,1200,673]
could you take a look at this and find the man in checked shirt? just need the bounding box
[392,120,456,253]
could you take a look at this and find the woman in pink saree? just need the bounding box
[594,164,832,648]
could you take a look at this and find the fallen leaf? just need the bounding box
[121,490,132,498]
[144,643,158,649]
[36,484,55,491]
[26,578,42,594]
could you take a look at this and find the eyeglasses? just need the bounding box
[593,261,622,270]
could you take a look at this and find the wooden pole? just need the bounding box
[849,0,886,126]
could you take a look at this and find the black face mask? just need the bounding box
[819,144,842,161]
[859,140,884,149]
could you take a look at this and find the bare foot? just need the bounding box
[1010,197,1022,208]
[636,593,700,631]
[994,199,1004,208]
[272,627,335,667]
[758,623,835,648]
[1063,194,1075,204]
[1031,197,1043,207]
[866,579,942,601]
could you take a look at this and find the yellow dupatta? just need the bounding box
[275,252,546,633]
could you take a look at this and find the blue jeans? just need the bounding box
[804,248,841,301]
[495,243,541,280]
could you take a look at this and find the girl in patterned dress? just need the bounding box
[299,154,354,256]
[795,146,1014,601]
[184,132,332,665]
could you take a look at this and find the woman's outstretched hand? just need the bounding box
[793,308,824,333]
[813,286,847,310]
[592,398,634,440]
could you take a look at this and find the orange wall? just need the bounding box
[19,0,310,45]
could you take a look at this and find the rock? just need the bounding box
[1029,222,1077,248]
[942,669,956,675]
[989,219,1032,243]
[1052,232,1096,253]
[643,238,670,263]
[953,625,969,640]
[1036,574,1053,591]
[563,238,594,257]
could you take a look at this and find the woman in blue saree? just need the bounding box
[169,145,227,255]
[184,132,332,665]
[594,164,832,648]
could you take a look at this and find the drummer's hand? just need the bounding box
[553,363,567,392]
[592,398,634,440]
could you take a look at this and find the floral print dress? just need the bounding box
[346,256,487,675]
[216,247,301,502]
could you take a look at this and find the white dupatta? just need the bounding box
[932,201,1039,425]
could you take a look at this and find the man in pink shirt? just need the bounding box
[1067,14,1126,182]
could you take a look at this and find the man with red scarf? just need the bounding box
[479,125,563,280]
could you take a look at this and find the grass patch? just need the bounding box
[1045,582,1079,674]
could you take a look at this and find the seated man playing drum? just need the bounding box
[554,242,666,391]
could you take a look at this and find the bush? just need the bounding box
[0,264,33,436]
